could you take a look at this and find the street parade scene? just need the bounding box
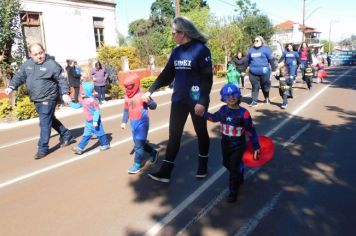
[0,0,356,235]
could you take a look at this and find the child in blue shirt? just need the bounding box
[201,84,260,203]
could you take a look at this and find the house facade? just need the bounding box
[271,20,323,57]
[20,0,118,66]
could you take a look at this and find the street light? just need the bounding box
[328,20,339,53]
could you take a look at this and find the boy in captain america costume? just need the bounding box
[121,73,158,174]
[201,84,260,203]
[70,81,110,154]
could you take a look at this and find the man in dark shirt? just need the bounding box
[5,43,73,159]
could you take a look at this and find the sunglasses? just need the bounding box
[254,39,260,42]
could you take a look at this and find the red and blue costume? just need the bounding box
[69,82,109,153]
[122,74,157,172]
[203,84,260,202]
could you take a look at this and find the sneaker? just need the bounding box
[72,146,83,155]
[147,161,174,183]
[249,101,258,107]
[264,98,270,104]
[281,103,288,109]
[34,152,47,160]
[150,150,159,164]
[60,134,73,147]
[100,144,110,151]
[128,163,142,174]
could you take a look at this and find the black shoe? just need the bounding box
[60,134,73,147]
[148,160,174,183]
[227,192,238,203]
[196,155,208,179]
[34,152,47,160]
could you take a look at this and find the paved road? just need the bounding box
[0,66,355,236]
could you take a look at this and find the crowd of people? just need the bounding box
[5,16,329,203]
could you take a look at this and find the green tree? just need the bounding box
[241,15,274,44]
[234,0,260,18]
[0,0,24,88]
[181,0,209,13]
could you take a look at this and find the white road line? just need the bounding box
[144,167,226,236]
[157,68,352,235]
[234,191,282,236]
[283,123,311,148]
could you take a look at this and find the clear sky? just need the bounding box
[116,0,356,41]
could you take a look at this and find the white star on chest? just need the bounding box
[226,116,232,122]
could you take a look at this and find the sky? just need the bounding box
[116,0,356,41]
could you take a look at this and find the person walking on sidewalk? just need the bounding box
[5,43,73,159]
[239,36,277,107]
[90,61,108,104]
[142,16,213,183]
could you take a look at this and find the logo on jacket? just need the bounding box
[190,85,200,101]
[174,60,192,70]
[40,67,47,71]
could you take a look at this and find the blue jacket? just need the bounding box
[242,45,276,76]
[149,40,213,106]
[280,50,299,66]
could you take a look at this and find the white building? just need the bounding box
[271,20,323,58]
[20,0,118,66]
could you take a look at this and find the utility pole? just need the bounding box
[175,0,180,17]
[328,21,332,53]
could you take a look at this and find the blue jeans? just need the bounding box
[35,101,71,154]
[78,135,109,150]
[94,85,106,102]
[133,139,155,164]
[78,120,109,150]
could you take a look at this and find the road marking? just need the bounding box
[233,191,282,236]
[153,68,352,234]
[283,123,311,148]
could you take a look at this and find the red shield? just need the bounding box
[243,136,274,168]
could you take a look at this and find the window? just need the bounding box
[20,11,44,58]
[93,17,104,49]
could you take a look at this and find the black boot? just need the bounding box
[227,173,239,203]
[196,155,208,179]
[148,160,174,183]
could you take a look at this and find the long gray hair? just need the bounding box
[172,16,208,44]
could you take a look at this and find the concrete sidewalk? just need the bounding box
[0,88,174,130]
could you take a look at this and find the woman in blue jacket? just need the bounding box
[240,36,277,107]
[279,43,299,80]
[142,16,213,183]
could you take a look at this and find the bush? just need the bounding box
[97,45,140,72]
[0,98,11,118]
[217,70,227,78]
[14,96,37,120]
[140,76,157,91]
[107,83,125,99]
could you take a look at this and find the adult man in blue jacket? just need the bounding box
[5,43,73,159]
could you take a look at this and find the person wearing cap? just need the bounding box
[142,16,213,183]
[121,73,159,174]
[239,36,277,107]
[199,84,260,203]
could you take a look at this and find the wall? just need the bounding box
[22,0,118,65]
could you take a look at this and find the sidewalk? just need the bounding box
[0,88,174,130]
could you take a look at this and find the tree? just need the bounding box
[181,0,209,13]
[240,15,274,45]
[0,0,24,88]
[234,0,260,18]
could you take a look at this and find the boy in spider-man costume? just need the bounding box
[121,73,158,174]
[69,81,110,154]
[201,84,260,203]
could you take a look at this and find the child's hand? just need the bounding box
[253,149,260,161]
[93,121,98,127]
[121,123,126,129]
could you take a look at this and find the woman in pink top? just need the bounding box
[90,61,108,103]
[298,42,312,78]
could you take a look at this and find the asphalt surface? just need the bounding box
[0,66,355,236]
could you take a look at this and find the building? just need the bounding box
[271,20,323,58]
[20,0,118,66]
